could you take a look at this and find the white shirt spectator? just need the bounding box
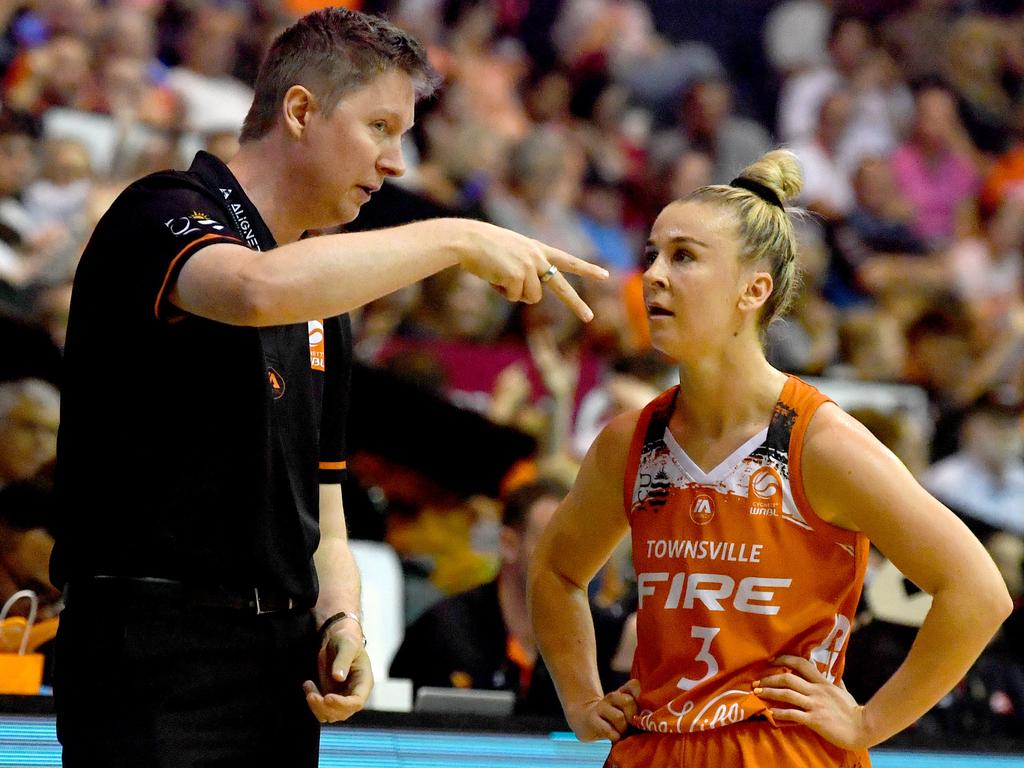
[764,0,832,74]
[165,67,253,135]
[923,453,1024,536]
[790,138,855,215]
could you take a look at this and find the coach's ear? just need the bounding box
[282,85,317,139]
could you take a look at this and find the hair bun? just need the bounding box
[735,149,803,205]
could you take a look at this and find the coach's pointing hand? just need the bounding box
[454,219,609,322]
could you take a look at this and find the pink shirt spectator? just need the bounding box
[890,143,979,246]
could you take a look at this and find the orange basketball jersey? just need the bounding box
[623,375,869,739]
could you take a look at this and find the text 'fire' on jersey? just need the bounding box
[624,375,869,736]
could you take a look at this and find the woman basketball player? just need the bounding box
[529,149,1012,767]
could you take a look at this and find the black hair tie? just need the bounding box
[730,177,784,209]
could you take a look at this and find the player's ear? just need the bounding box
[739,270,773,314]
[281,86,318,139]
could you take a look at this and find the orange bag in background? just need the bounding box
[0,590,45,695]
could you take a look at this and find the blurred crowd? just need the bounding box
[1,0,1023,744]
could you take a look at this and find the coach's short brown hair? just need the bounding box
[240,8,439,142]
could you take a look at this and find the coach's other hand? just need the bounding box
[303,624,374,723]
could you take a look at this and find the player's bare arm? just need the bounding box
[757,403,1012,749]
[529,410,639,742]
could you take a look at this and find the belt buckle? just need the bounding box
[253,587,294,615]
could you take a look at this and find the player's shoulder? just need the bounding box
[594,408,644,455]
[802,400,895,486]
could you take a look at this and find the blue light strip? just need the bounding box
[1,716,1022,767]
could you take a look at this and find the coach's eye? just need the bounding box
[643,245,658,266]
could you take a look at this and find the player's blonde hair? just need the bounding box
[685,149,804,334]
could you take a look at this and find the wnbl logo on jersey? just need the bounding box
[748,466,783,516]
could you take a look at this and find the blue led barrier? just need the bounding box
[1,717,1022,767]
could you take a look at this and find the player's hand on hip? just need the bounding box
[455,220,608,322]
[755,654,870,750]
[567,679,641,743]
[303,625,374,723]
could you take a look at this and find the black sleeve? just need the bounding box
[101,175,244,322]
[318,314,352,484]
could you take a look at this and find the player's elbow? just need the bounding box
[965,575,1014,634]
[990,582,1015,625]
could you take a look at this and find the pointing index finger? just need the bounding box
[544,246,610,281]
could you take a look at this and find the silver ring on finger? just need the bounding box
[539,264,559,283]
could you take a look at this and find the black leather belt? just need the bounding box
[63,576,306,615]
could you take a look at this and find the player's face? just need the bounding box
[302,69,415,226]
[642,201,749,359]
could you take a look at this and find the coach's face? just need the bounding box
[293,69,414,227]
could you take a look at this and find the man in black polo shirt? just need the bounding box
[50,8,608,767]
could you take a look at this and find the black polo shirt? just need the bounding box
[51,151,351,605]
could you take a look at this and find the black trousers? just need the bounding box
[54,597,321,768]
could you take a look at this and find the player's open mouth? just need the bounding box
[647,305,674,317]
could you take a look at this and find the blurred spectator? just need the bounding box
[571,351,669,458]
[763,0,832,76]
[0,119,77,310]
[484,125,597,259]
[668,149,714,202]
[833,308,909,383]
[93,7,180,130]
[32,280,73,351]
[981,130,1024,214]
[0,378,59,489]
[777,14,910,158]
[398,267,510,344]
[826,155,929,307]
[946,194,1024,324]
[890,83,981,247]
[650,76,772,185]
[165,4,253,135]
[417,115,508,215]
[882,0,957,83]
[552,0,723,121]
[389,478,629,716]
[849,407,932,478]
[0,480,60,619]
[922,396,1024,536]
[946,15,1016,155]
[575,175,635,271]
[3,33,96,117]
[765,220,839,374]
[790,88,858,218]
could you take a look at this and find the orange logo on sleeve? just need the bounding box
[308,320,325,372]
